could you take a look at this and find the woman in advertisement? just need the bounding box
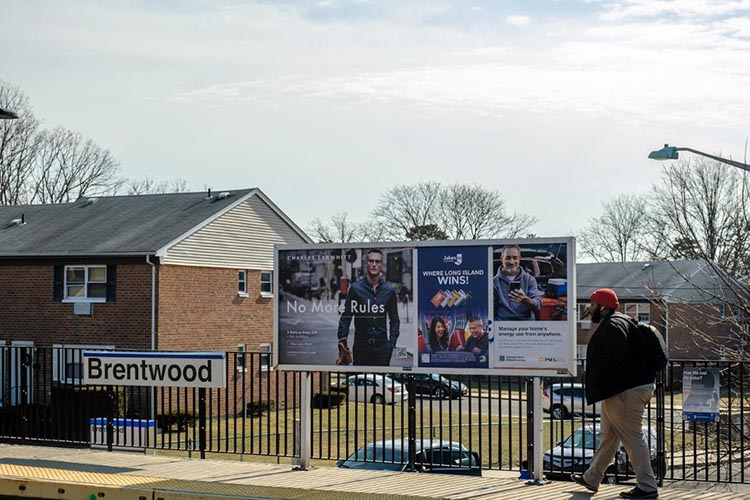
[425,317,449,353]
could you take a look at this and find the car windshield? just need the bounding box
[562,429,600,450]
[352,443,406,462]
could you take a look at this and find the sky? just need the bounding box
[2,0,750,238]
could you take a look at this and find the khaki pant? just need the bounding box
[583,386,658,493]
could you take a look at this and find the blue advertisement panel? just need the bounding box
[416,246,490,368]
[683,367,720,422]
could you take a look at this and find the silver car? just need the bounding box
[542,383,601,419]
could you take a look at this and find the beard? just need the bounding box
[591,306,602,323]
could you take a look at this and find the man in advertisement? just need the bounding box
[455,316,488,363]
[572,288,658,499]
[337,249,400,366]
[493,244,542,321]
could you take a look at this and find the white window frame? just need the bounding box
[236,344,247,372]
[238,270,248,297]
[63,265,107,303]
[624,303,650,323]
[53,344,115,384]
[260,271,273,297]
[260,343,273,372]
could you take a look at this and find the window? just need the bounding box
[720,304,741,320]
[53,344,115,384]
[236,344,246,372]
[260,271,273,296]
[260,343,272,371]
[238,270,248,296]
[576,304,590,321]
[64,265,107,301]
[624,303,650,323]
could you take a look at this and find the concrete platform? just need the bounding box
[0,444,746,499]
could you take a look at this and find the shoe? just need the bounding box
[620,486,658,498]
[571,473,598,493]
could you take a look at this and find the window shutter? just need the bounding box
[106,265,117,302]
[53,266,64,301]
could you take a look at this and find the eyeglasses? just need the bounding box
[367,259,382,264]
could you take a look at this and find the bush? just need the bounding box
[156,411,195,432]
[245,400,275,417]
[311,391,346,409]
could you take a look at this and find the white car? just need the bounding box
[542,383,601,419]
[333,374,408,405]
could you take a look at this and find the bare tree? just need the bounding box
[125,176,189,195]
[579,193,652,262]
[30,127,122,203]
[0,81,42,205]
[647,157,750,277]
[373,182,442,240]
[308,212,366,243]
[374,182,537,240]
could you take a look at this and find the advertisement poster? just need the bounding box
[416,246,490,368]
[682,367,720,422]
[275,237,575,375]
[491,242,573,372]
[277,246,415,369]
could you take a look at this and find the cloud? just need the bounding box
[599,0,750,21]
[505,15,531,27]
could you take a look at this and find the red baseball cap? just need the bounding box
[590,288,619,310]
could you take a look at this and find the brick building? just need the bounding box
[576,260,749,360]
[0,188,310,408]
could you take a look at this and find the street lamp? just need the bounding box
[0,107,19,119]
[648,144,750,173]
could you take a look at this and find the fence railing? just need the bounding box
[1,346,747,484]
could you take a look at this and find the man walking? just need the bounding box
[572,288,659,499]
[337,249,400,366]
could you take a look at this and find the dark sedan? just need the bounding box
[337,438,481,476]
[388,373,468,399]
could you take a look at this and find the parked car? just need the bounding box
[387,373,468,399]
[542,383,600,419]
[332,374,408,405]
[543,425,659,477]
[337,438,481,476]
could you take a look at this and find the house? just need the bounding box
[576,260,749,360]
[0,189,310,409]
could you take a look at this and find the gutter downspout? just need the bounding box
[146,254,157,420]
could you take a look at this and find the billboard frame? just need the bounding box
[273,237,576,377]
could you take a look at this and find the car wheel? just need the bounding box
[433,387,448,399]
[551,404,569,420]
[371,394,385,404]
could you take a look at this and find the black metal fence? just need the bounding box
[1,346,747,484]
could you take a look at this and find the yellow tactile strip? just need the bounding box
[2,462,748,500]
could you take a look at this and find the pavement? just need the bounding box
[1,444,749,500]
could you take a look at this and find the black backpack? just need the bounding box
[628,320,668,374]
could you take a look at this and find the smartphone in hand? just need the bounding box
[509,281,521,293]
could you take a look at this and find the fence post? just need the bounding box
[407,374,416,472]
[199,387,206,459]
[106,385,115,452]
[529,377,545,484]
[296,371,312,469]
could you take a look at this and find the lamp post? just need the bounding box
[648,144,750,173]
[0,107,19,119]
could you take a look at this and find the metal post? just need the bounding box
[199,387,206,459]
[527,377,546,484]
[106,385,115,452]
[407,374,417,472]
[296,371,312,469]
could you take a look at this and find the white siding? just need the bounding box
[162,195,306,269]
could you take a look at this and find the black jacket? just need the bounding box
[584,311,655,404]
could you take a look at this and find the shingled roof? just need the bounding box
[577,260,746,304]
[0,188,293,258]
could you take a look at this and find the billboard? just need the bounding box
[275,238,575,376]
